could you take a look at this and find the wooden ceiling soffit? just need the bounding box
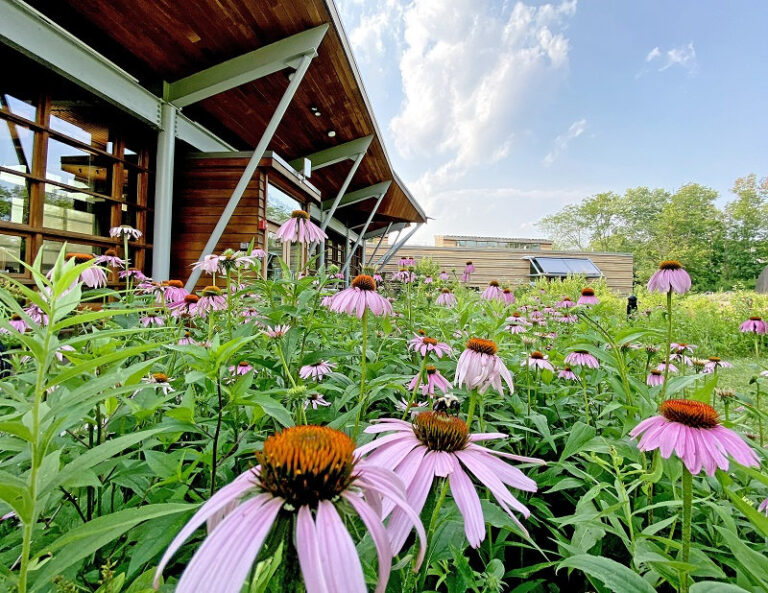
[288,135,373,171]
[321,180,391,210]
[166,24,329,107]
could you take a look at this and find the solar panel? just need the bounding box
[530,257,602,277]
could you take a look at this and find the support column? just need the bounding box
[341,191,384,277]
[366,222,392,266]
[185,52,314,290]
[151,102,177,280]
[377,224,421,270]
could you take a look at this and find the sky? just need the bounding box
[335,0,768,245]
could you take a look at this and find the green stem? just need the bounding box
[581,374,592,426]
[352,310,369,439]
[755,334,760,359]
[466,390,478,428]
[402,357,428,420]
[756,383,764,447]
[660,290,673,401]
[416,479,451,592]
[276,344,298,389]
[680,464,693,593]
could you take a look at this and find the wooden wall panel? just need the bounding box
[170,159,267,286]
[379,246,635,294]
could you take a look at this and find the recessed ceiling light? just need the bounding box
[327,130,336,138]
[313,111,322,117]
[309,106,318,112]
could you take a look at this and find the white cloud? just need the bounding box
[644,42,697,73]
[543,117,587,166]
[390,0,577,174]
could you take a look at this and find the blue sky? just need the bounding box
[336,0,768,244]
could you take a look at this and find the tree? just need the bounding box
[723,174,768,286]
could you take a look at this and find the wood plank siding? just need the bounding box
[379,246,635,294]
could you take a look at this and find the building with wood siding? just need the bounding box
[380,244,635,294]
[0,0,426,287]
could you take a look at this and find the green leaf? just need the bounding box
[557,555,656,593]
[240,393,294,427]
[31,503,194,591]
[713,526,768,586]
[689,374,717,403]
[717,474,768,538]
[690,583,751,593]
[42,428,169,495]
[559,422,596,461]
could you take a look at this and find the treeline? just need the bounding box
[537,174,768,290]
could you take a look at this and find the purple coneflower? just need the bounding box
[140,372,174,396]
[109,225,142,240]
[630,399,759,476]
[647,369,665,386]
[67,253,108,288]
[577,287,599,306]
[481,280,504,302]
[502,288,516,305]
[670,347,693,366]
[439,271,449,281]
[436,288,457,307]
[529,309,545,321]
[178,331,197,346]
[198,286,227,313]
[703,356,733,373]
[655,362,678,374]
[647,260,691,294]
[155,426,425,593]
[408,333,452,358]
[250,248,267,259]
[119,268,147,281]
[140,313,164,327]
[525,351,554,372]
[161,279,189,305]
[264,324,291,339]
[171,294,202,318]
[303,392,331,410]
[564,350,599,369]
[424,275,433,284]
[24,305,48,326]
[558,366,579,381]
[3,313,29,333]
[409,365,451,396]
[55,344,75,363]
[740,316,767,334]
[299,361,336,382]
[557,314,578,324]
[229,361,254,376]
[373,273,383,283]
[395,397,429,416]
[398,256,415,267]
[671,342,697,353]
[358,412,544,548]
[393,268,416,283]
[95,248,125,269]
[464,261,474,274]
[275,210,327,244]
[455,338,514,395]
[328,275,392,318]
[192,254,223,276]
[507,323,528,334]
[556,296,576,308]
[758,498,768,516]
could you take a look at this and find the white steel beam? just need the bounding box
[377,224,421,270]
[0,0,161,126]
[321,180,391,211]
[176,113,235,152]
[185,52,318,290]
[365,222,391,266]
[288,135,372,171]
[363,221,406,240]
[167,25,328,107]
[152,103,177,280]
[341,191,385,276]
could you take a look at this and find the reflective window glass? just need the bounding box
[267,183,302,224]
[0,172,30,224]
[0,93,36,122]
[46,138,114,195]
[50,101,113,153]
[42,184,112,236]
[0,234,26,274]
[0,119,34,174]
[40,240,96,273]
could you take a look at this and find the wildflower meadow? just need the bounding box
[1,230,768,592]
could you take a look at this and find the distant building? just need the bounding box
[434,235,552,250]
[378,235,634,294]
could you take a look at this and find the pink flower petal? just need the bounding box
[316,500,366,593]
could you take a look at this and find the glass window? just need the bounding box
[40,240,96,273]
[42,184,112,236]
[0,119,35,174]
[266,231,282,279]
[1,93,37,122]
[119,166,143,205]
[531,257,602,277]
[50,101,113,153]
[266,183,302,224]
[0,172,30,224]
[0,234,26,274]
[46,138,114,195]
